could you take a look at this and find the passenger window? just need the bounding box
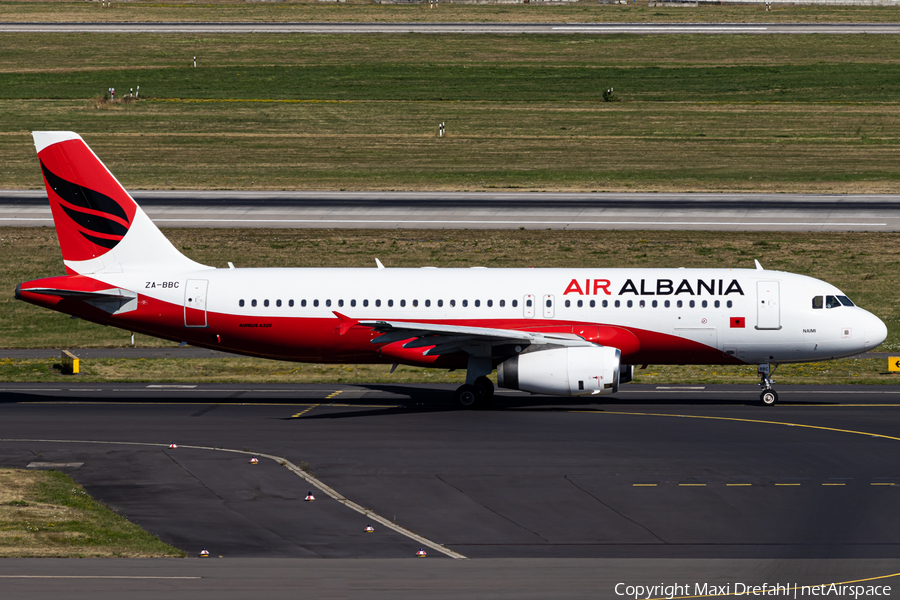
[838,295,854,307]
[546,299,552,308]
[438,299,444,307]
[565,300,571,308]
[601,300,607,308]
[652,300,658,308]
[512,300,518,308]
[314,300,319,307]
[338,299,344,308]
[363,299,369,307]
[726,300,732,308]
[450,300,456,307]
[701,300,707,308]
[677,300,683,308]
[812,296,823,309]
[276,299,282,307]
[251,299,257,307]
[239,299,245,307]
[714,300,720,308]
[411,300,418,308]
[351,299,357,307]
[526,299,533,307]
[326,299,332,307]
[487,300,493,308]
[689,300,695,308]
[590,300,595,308]
[290,300,295,307]
[264,299,270,307]
[826,295,841,309]
[627,300,633,308]
[500,299,505,308]
[388,300,394,307]
[400,300,406,307]
[425,300,431,307]
[615,300,620,308]
[578,300,583,308]
[463,300,468,307]
[664,300,670,308]
[301,300,306,307]
[376,299,381,307]
[475,300,480,307]
[639,300,645,308]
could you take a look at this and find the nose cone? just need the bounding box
[865,311,888,351]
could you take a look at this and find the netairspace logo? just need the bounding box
[614,582,892,599]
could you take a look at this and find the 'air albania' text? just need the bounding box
[564,278,745,297]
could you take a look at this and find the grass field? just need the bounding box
[0,468,184,557]
[2,33,900,192]
[3,0,900,24]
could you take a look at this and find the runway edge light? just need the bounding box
[168,443,177,449]
[416,548,427,557]
[249,456,259,464]
[305,492,315,501]
[199,548,209,557]
[365,525,374,533]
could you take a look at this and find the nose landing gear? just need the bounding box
[758,363,779,406]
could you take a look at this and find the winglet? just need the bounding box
[375,258,385,269]
[333,311,360,335]
[754,259,764,271]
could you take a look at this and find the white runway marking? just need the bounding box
[0,575,201,579]
[0,218,885,227]
[553,26,769,31]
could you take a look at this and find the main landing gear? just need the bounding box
[453,376,494,410]
[758,363,779,406]
[453,356,495,410]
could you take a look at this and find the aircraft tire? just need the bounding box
[760,390,778,406]
[474,376,494,401]
[453,384,480,410]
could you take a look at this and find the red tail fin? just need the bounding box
[36,132,136,263]
[33,132,208,274]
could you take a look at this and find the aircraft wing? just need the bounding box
[357,318,594,356]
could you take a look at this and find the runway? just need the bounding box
[3,22,900,34]
[4,382,900,596]
[2,190,896,231]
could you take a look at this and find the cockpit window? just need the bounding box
[825,295,841,309]
[812,296,823,309]
[837,295,855,307]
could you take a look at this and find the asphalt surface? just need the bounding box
[3,22,900,34]
[3,190,897,231]
[4,382,900,596]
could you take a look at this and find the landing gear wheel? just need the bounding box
[453,384,480,410]
[760,390,778,406]
[473,376,494,401]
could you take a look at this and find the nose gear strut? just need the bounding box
[758,363,779,406]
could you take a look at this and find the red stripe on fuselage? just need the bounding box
[17,283,744,367]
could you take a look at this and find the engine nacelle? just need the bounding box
[497,346,621,396]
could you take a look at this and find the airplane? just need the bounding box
[15,131,888,408]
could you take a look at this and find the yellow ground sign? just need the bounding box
[890,357,900,373]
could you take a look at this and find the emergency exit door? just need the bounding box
[756,281,781,330]
[523,294,535,318]
[184,279,208,327]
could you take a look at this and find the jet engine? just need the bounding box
[497,346,621,396]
